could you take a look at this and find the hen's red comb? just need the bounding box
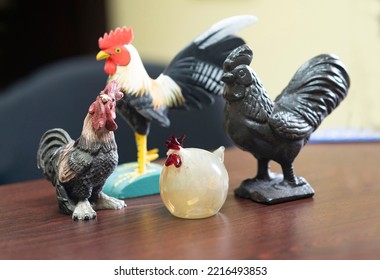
[165,135,186,150]
[98,26,134,50]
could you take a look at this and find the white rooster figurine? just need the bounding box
[160,135,229,219]
[96,15,257,175]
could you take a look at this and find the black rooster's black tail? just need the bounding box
[275,54,350,130]
[37,128,72,183]
[163,15,257,109]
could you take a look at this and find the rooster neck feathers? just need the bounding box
[109,44,185,109]
[224,68,274,124]
[76,114,117,154]
[109,45,150,93]
[241,73,273,123]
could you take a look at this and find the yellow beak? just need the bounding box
[96,50,110,61]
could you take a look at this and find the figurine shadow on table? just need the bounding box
[222,45,350,204]
[37,81,126,220]
[96,15,257,199]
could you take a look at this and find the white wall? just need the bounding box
[106,0,380,131]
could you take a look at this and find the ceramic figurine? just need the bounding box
[37,81,126,220]
[222,45,350,204]
[160,135,229,219]
[96,15,256,198]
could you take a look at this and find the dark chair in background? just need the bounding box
[0,55,231,185]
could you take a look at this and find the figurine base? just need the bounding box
[234,173,314,205]
[103,162,162,199]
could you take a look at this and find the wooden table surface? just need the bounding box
[0,143,379,260]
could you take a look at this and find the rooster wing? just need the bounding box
[269,54,350,140]
[58,146,93,183]
[159,15,257,111]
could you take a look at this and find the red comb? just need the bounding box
[165,135,186,150]
[98,26,134,50]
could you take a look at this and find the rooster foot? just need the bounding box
[72,199,97,221]
[284,177,307,188]
[255,171,277,182]
[94,192,126,210]
[146,148,159,162]
[242,171,278,186]
[137,148,159,174]
[120,166,158,184]
[135,133,159,174]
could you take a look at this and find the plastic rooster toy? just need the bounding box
[222,45,350,204]
[160,135,228,219]
[96,15,256,175]
[37,81,126,220]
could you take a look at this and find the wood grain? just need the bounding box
[0,143,379,259]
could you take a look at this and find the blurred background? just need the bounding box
[106,0,380,133]
[0,0,379,184]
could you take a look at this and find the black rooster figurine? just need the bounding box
[222,45,350,204]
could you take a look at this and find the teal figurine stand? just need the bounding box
[103,162,162,199]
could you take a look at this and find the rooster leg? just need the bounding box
[256,159,272,180]
[135,132,159,174]
[281,163,305,186]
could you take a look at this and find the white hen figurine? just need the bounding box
[160,135,229,219]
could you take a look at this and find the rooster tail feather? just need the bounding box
[193,15,257,50]
[37,128,72,183]
[163,15,256,109]
[276,54,350,129]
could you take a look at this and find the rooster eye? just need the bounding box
[115,48,121,53]
[238,70,246,78]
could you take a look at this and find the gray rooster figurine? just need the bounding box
[222,45,350,204]
[37,81,126,220]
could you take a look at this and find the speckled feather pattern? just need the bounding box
[61,141,118,203]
